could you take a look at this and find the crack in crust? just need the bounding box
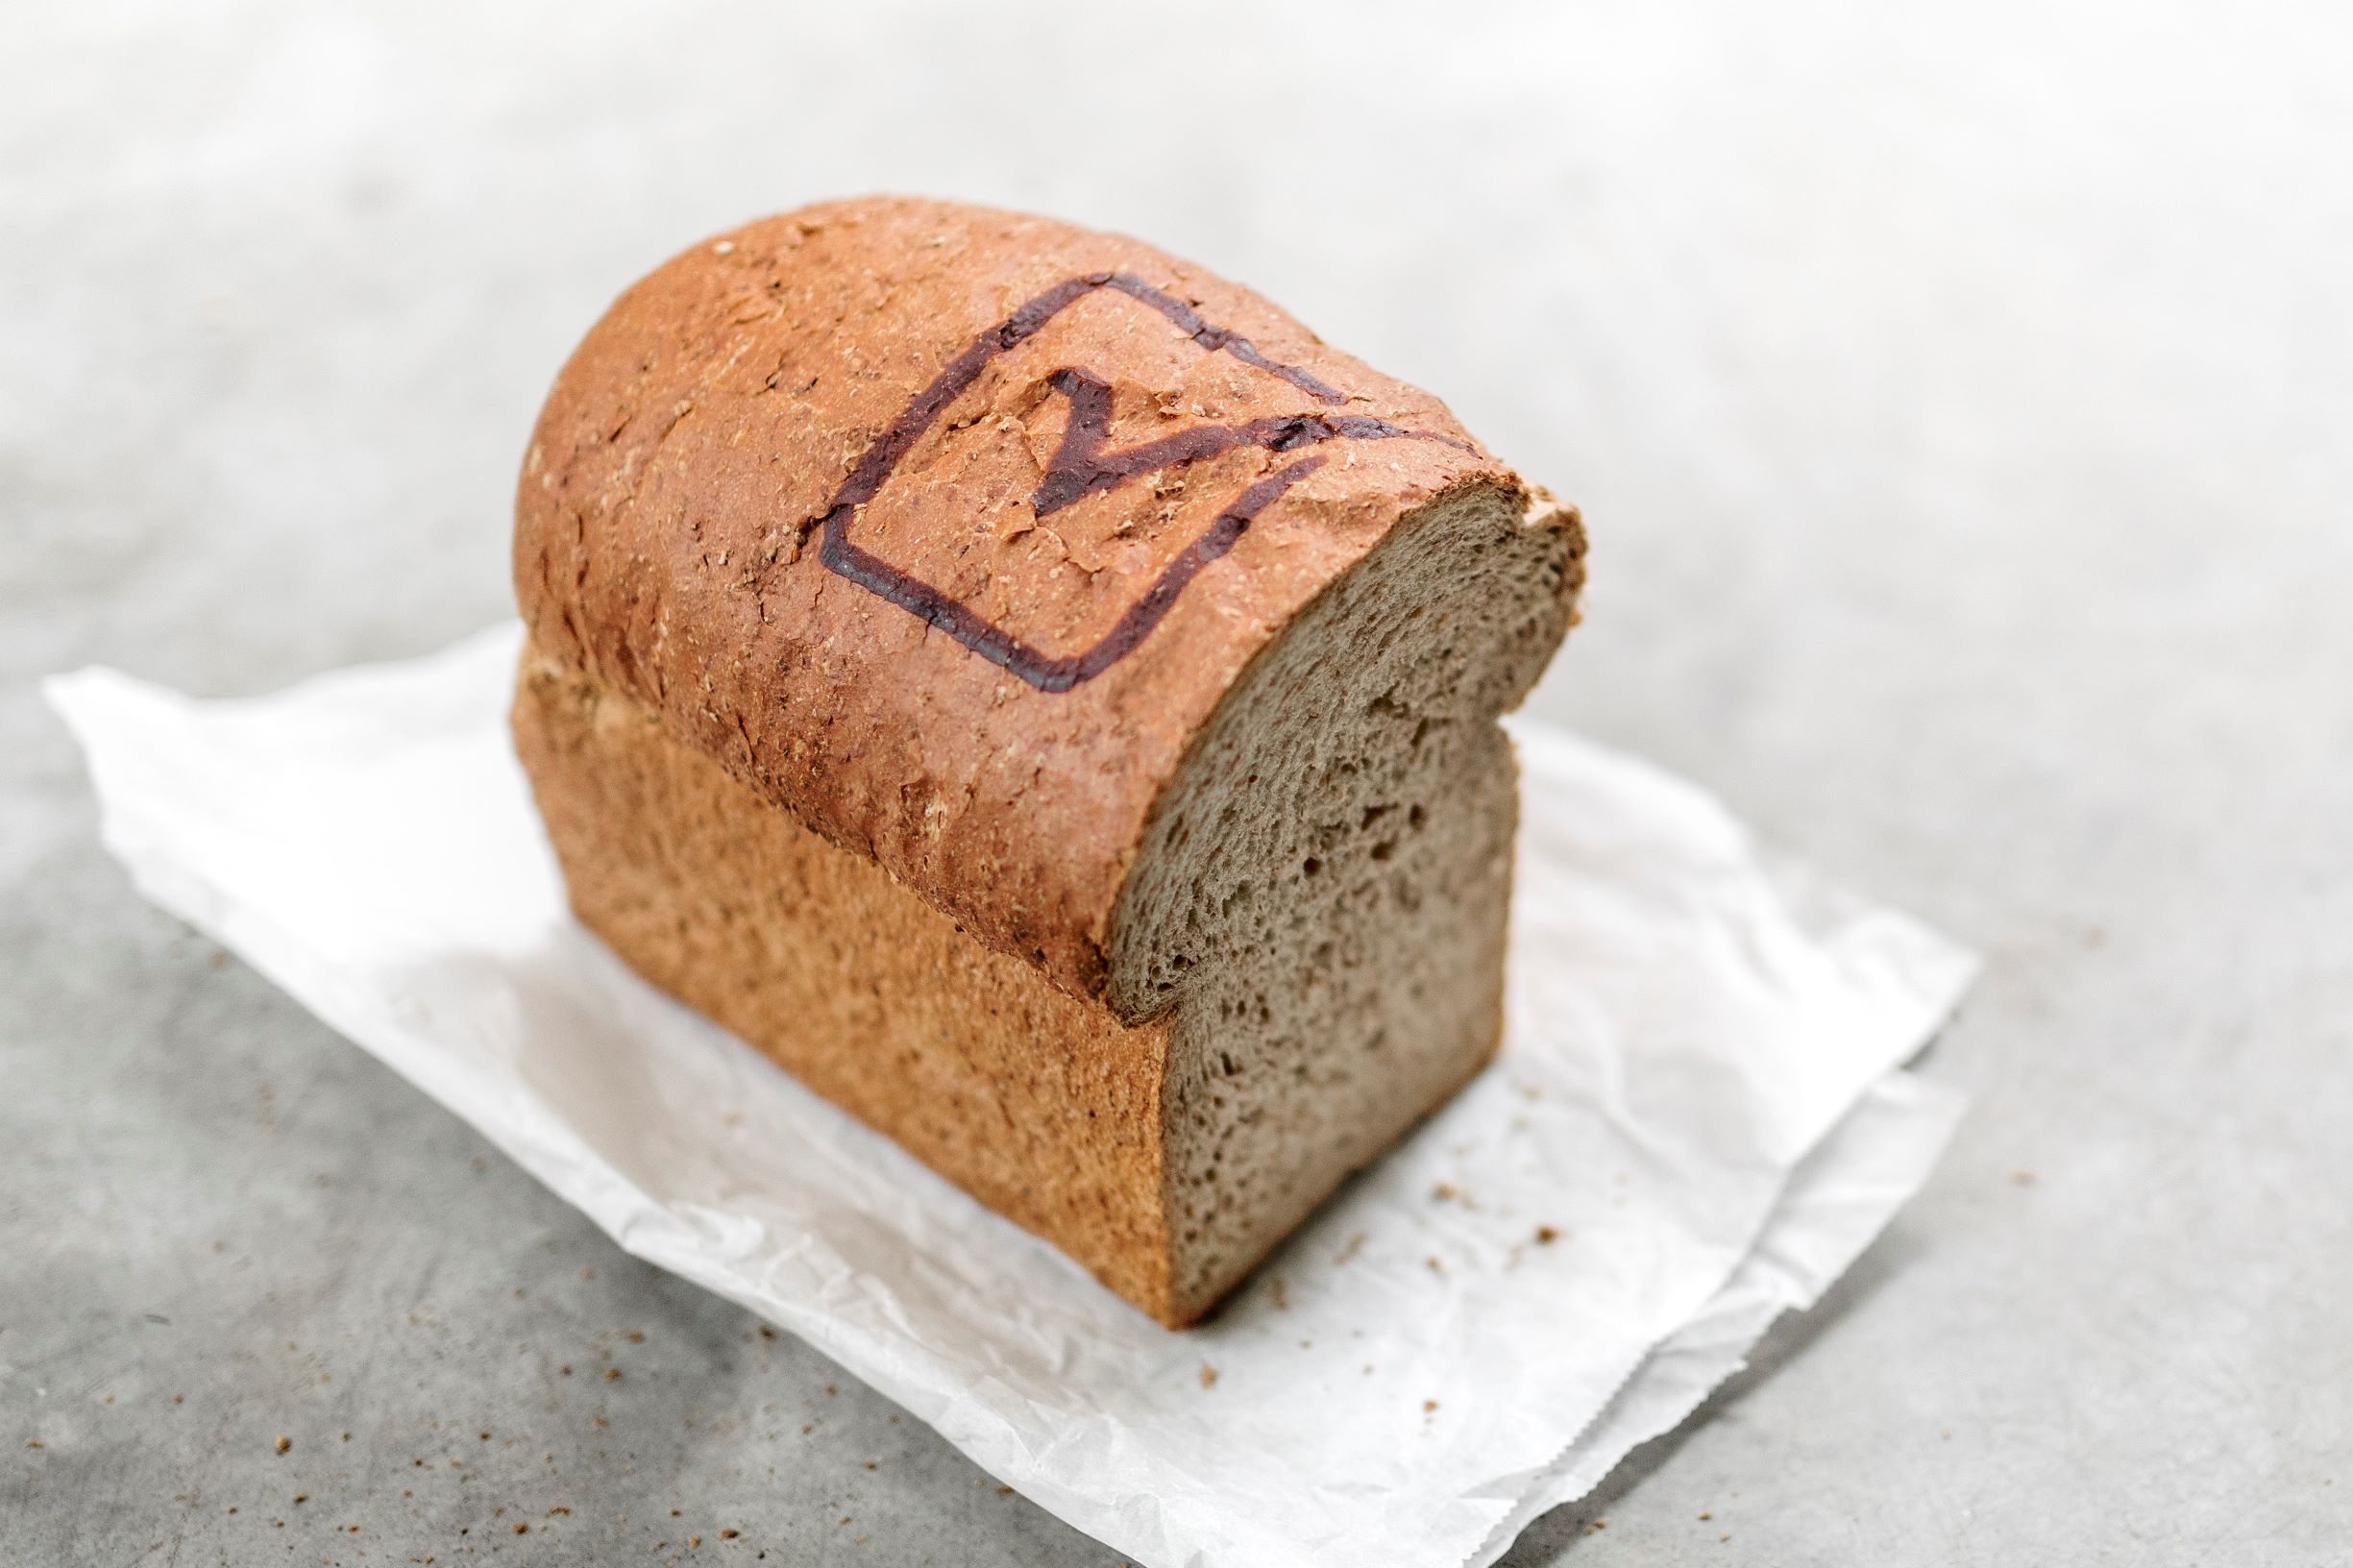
[802,271,1465,692]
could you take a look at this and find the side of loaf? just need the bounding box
[512,196,1584,1325]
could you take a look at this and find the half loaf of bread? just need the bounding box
[511,197,1584,1326]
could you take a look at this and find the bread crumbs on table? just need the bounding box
[1197,1362,1218,1389]
[719,1528,739,1538]
[994,1487,1013,1497]
[687,1534,701,1548]
[1535,1225,1560,1244]
[273,1434,289,1453]
[603,1367,623,1381]
[1423,1399,1439,1413]
[513,1522,527,1534]
[292,1493,306,1504]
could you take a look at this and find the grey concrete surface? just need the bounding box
[5,3,2348,1563]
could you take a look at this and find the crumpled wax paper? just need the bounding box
[45,624,1976,1568]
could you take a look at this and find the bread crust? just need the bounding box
[513,648,1187,1320]
[514,196,1521,1006]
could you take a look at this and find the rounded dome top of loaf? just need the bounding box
[514,196,1559,1006]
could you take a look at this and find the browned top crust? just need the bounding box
[516,196,1529,1004]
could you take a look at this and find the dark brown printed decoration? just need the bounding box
[808,270,1466,693]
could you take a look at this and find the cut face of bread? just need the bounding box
[1114,478,1573,1317]
[510,197,1583,1326]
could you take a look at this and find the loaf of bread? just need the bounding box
[510,197,1584,1326]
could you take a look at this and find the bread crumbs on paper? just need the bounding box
[1198,1362,1218,1389]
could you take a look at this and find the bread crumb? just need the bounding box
[1587,1517,1606,1532]
[273,1435,289,1454]
[1422,1399,1439,1413]
[1698,1509,1712,1520]
[2010,1169,2038,1186]
[1534,1225,1560,1244]
[1335,1233,1366,1264]
[292,1493,307,1505]
[688,1533,701,1547]
[1198,1362,1218,1389]
[513,1522,528,1534]
[720,1528,740,1538]
[993,1486,1013,1497]
[625,1330,645,1342]
[604,1367,623,1381]
[1432,1182,1458,1201]
[22,1439,39,1449]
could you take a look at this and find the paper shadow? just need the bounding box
[1492,1221,1924,1564]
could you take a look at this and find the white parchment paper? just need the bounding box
[46,625,1975,1568]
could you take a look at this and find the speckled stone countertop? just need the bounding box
[6,4,2346,1562]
